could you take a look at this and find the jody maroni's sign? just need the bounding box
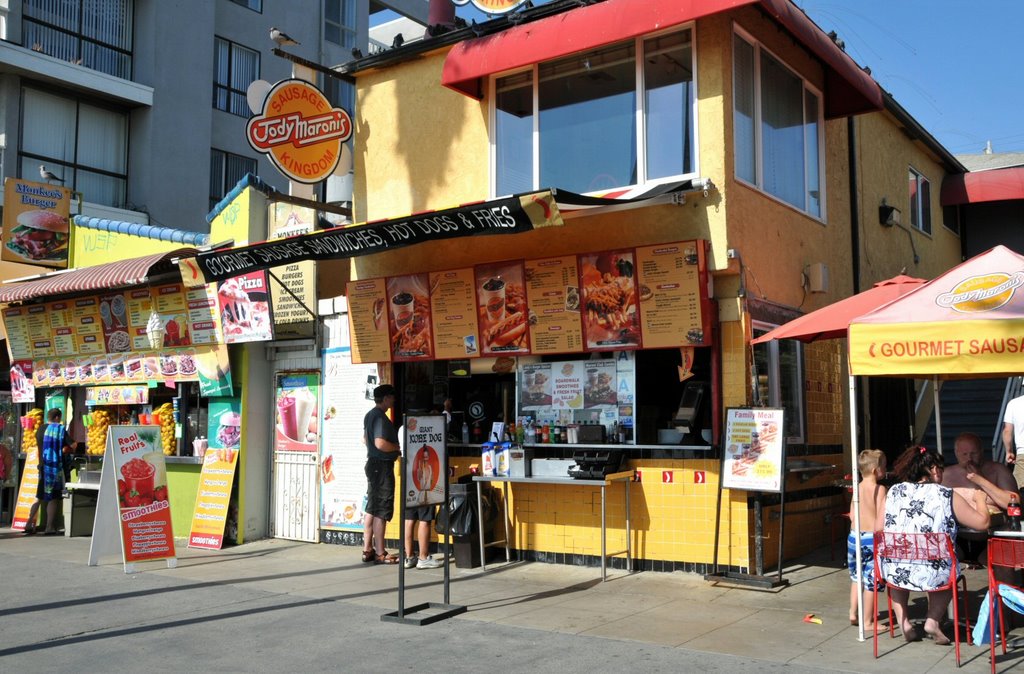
[247,79,352,184]
[179,192,563,286]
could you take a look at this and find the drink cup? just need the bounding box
[481,278,506,323]
[122,458,155,499]
[390,292,414,329]
[291,389,316,442]
[278,395,299,440]
[138,413,150,425]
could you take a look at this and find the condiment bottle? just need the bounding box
[1008,494,1022,531]
[461,422,470,444]
[541,424,550,443]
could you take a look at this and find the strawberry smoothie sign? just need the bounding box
[93,426,176,567]
[247,79,352,184]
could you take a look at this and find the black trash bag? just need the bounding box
[436,487,498,537]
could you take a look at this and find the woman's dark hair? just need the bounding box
[892,445,944,483]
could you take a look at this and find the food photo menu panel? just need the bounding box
[524,256,583,354]
[475,261,530,357]
[578,250,642,351]
[386,273,434,362]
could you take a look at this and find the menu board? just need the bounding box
[475,261,530,357]
[429,268,480,359]
[186,285,221,344]
[31,347,203,388]
[2,308,33,360]
[387,273,433,361]
[345,278,391,364]
[125,288,154,350]
[27,304,54,357]
[85,385,150,405]
[635,242,707,348]
[721,408,786,493]
[72,298,105,355]
[578,250,642,351]
[151,283,192,347]
[51,300,76,356]
[525,256,583,354]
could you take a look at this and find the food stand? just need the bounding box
[0,251,244,539]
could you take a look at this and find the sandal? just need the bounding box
[374,551,399,565]
[361,549,376,563]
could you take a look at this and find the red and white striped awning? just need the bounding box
[0,248,196,304]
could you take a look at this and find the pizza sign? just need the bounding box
[246,79,352,184]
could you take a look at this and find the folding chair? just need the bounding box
[873,530,970,666]
[986,537,1024,674]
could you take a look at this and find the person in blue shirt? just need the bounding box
[25,408,75,535]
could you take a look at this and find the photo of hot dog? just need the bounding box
[484,311,527,347]
[476,261,530,355]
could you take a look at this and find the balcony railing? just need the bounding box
[23,0,132,80]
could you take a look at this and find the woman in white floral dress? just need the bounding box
[879,446,989,644]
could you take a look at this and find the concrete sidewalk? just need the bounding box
[1,530,1022,673]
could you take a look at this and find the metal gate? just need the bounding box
[272,450,318,541]
[270,352,321,542]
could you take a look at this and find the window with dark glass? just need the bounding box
[23,0,133,79]
[908,167,931,234]
[492,28,696,196]
[733,31,823,219]
[213,37,260,117]
[325,0,356,48]
[19,87,128,208]
[228,0,262,11]
[210,149,257,209]
[752,324,805,444]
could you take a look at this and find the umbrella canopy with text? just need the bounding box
[849,245,1024,378]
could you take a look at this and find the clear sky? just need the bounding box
[379,0,1024,157]
[797,0,1024,156]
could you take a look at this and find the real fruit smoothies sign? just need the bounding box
[247,79,352,184]
[109,426,176,563]
[1,178,72,269]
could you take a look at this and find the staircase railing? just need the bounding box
[913,379,934,447]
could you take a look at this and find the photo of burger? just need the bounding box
[216,411,241,449]
[4,209,69,264]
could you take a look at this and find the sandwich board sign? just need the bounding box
[89,426,177,572]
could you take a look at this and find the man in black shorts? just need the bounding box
[362,384,400,564]
[404,505,440,568]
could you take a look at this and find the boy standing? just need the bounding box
[848,449,887,627]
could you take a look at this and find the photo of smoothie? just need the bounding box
[276,387,317,443]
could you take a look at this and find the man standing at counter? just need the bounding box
[362,384,400,564]
[25,409,75,535]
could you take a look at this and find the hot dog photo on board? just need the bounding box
[475,260,531,357]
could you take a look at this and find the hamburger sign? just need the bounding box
[2,178,72,269]
[247,79,352,184]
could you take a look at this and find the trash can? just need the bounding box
[436,479,496,568]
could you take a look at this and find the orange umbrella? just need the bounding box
[751,275,925,344]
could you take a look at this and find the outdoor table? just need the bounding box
[472,470,634,582]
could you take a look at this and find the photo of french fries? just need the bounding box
[579,250,640,348]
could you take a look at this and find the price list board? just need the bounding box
[429,268,480,360]
[49,301,75,357]
[525,256,583,354]
[71,298,105,355]
[125,288,153,351]
[345,279,391,364]
[186,285,221,344]
[634,242,706,348]
[2,307,33,361]
[27,305,54,357]
[152,283,191,347]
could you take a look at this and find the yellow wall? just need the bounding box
[72,229,179,267]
